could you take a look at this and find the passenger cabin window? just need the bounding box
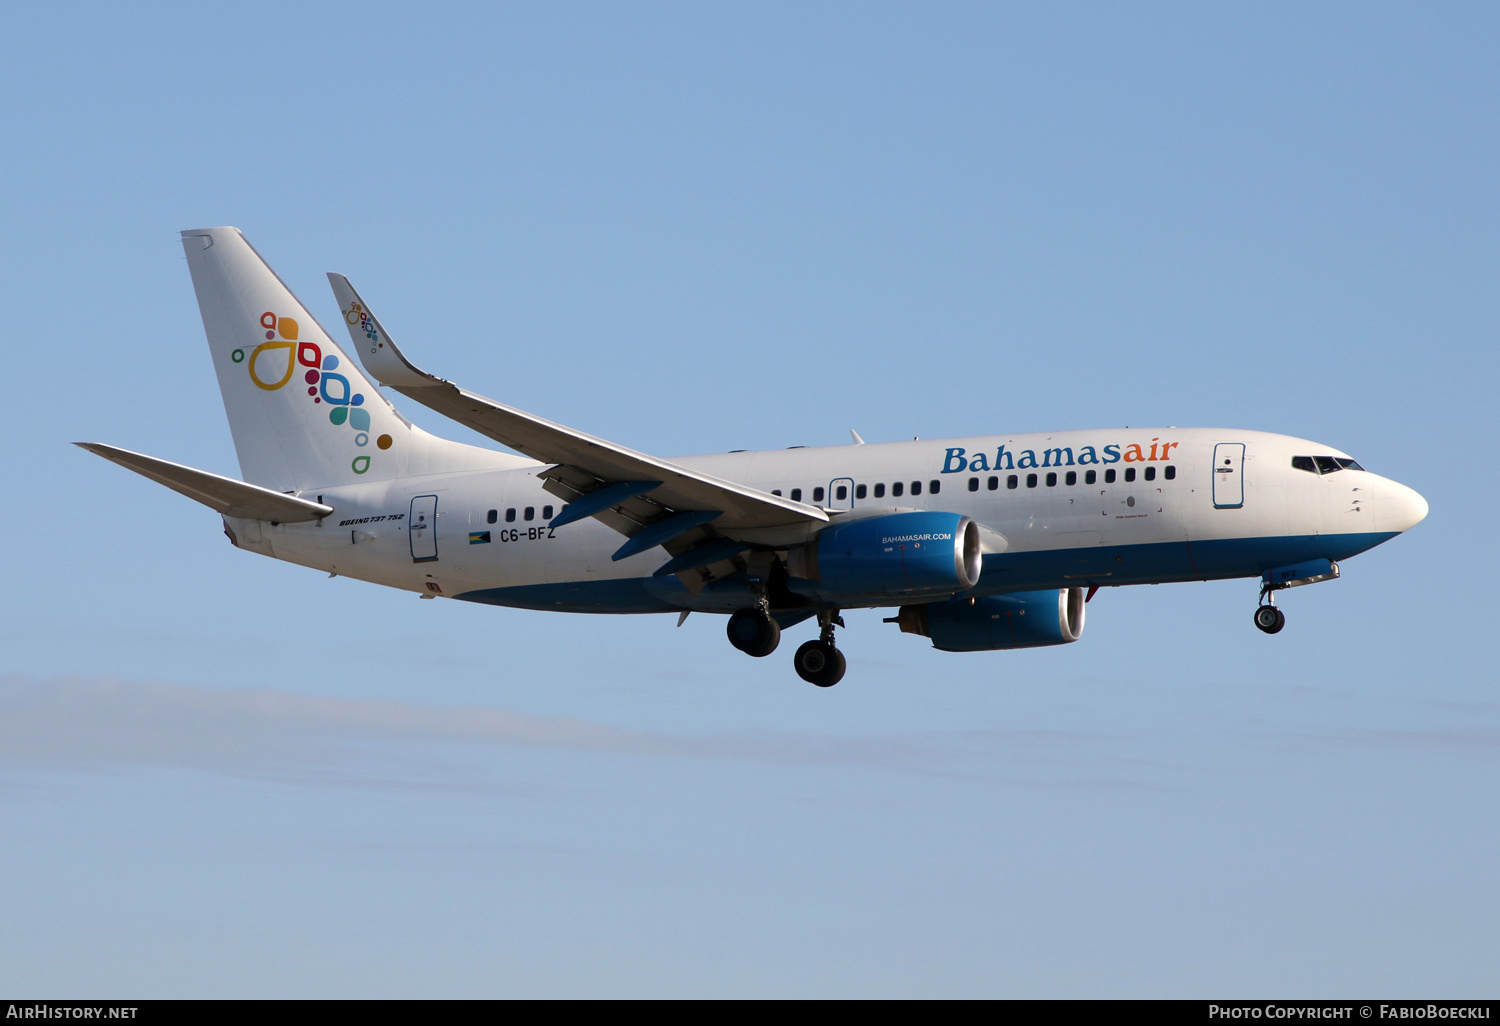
[988,476,999,491]
[524,507,535,521]
[1045,472,1057,487]
[487,509,498,524]
[929,480,940,494]
[1007,475,1018,489]
[505,508,516,522]
[855,484,867,499]
[1104,469,1116,484]
[543,505,554,520]
[1124,467,1136,483]
[772,489,782,496]
[968,477,979,492]
[911,481,922,496]
[1065,471,1077,486]
[892,482,904,497]
[790,488,802,502]
[834,485,847,501]
[1144,466,1156,481]
[874,483,886,498]
[1084,470,1096,485]
[1026,473,1038,488]
[1164,466,1176,480]
[813,487,825,503]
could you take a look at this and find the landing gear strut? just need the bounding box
[1253,583,1286,635]
[794,610,846,687]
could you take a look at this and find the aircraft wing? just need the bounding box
[76,443,333,523]
[327,273,827,537]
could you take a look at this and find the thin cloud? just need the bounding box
[1326,727,1500,752]
[0,674,677,772]
[0,674,1137,786]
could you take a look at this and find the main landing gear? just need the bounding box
[794,611,846,688]
[727,608,781,658]
[727,604,847,686]
[1253,582,1286,635]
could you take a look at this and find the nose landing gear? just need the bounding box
[1253,603,1286,634]
[1253,581,1286,635]
[794,610,846,687]
[1252,558,1340,634]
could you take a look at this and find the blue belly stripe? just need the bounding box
[969,530,1399,594]
[453,531,1400,612]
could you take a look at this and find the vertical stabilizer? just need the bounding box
[182,227,418,491]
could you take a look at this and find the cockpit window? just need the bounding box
[1294,455,1367,475]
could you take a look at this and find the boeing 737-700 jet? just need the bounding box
[80,228,1429,686]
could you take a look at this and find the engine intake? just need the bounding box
[893,588,1086,651]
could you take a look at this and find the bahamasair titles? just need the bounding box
[80,228,1429,686]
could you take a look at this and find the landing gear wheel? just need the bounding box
[1253,605,1286,634]
[794,639,846,687]
[727,609,781,657]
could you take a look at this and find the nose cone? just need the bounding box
[1375,480,1429,533]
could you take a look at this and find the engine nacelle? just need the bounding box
[787,511,982,602]
[892,588,1086,652]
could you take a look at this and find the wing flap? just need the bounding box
[77,443,333,523]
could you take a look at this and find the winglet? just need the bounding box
[849,429,865,445]
[327,273,440,389]
[324,274,828,531]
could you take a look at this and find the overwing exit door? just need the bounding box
[1212,443,1245,509]
[410,494,439,562]
[828,477,855,510]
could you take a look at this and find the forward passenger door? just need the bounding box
[1212,443,1245,509]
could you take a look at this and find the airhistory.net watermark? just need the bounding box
[5,1007,138,1020]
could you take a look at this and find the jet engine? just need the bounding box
[786,511,982,603]
[891,588,1086,651]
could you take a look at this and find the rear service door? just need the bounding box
[409,494,439,562]
[1212,443,1245,509]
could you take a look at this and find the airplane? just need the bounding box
[79,227,1430,687]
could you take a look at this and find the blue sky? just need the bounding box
[1,1,1496,997]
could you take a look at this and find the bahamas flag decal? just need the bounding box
[469,532,491,544]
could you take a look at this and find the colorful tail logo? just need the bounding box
[231,312,392,474]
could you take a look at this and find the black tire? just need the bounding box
[727,609,780,657]
[1253,605,1285,635]
[794,640,846,687]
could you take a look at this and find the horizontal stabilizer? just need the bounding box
[76,443,333,523]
